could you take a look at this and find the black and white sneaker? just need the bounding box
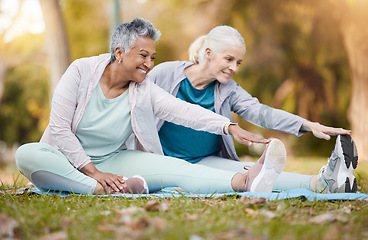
[318,135,358,193]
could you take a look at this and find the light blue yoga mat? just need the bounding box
[29,188,368,201]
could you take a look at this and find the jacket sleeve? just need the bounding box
[48,62,92,169]
[150,83,230,135]
[230,83,307,137]
[147,61,177,89]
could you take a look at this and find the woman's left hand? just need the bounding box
[228,124,271,146]
[302,121,351,140]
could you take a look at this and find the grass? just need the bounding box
[1,158,368,240]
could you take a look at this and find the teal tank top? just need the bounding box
[159,78,220,163]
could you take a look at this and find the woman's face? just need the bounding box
[207,45,245,84]
[120,36,156,83]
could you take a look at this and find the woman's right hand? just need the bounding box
[80,163,125,193]
[228,124,270,146]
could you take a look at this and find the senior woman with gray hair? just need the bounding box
[149,25,358,194]
[15,18,286,195]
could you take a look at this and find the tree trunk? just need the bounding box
[39,0,70,99]
[0,56,6,103]
[339,1,368,161]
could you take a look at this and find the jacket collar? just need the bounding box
[172,61,195,91]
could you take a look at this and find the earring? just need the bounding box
[118,60,121,64]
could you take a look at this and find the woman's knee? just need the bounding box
[15,143,54,171]
[16,143,37,168]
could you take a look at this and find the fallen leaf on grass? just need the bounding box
[309,213,348,224]
[40,231,68,240]
[115,206,145,215]
[97,221,115,232]
[61,216,75,228]
[144,201,169,211]
[119,215,134,225]
[198,199,225,207]
[260,210,277,219]
[0,213,18,238]
[214,194,227,200]
[244,208,258,216]
[150,217,167,230]
[341,204,360,213]
[215,228,254,240]
[185,213,198,221]
[189,235,204,240]
[241,196,266,206]
[129,218,150,230]
[101,210,112,216]
[0,188,29,195]
[114,227,142,240]
[244,208,276,219]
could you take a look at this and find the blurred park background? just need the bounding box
[0,0,367,170]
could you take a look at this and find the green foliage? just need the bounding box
[0,63,49,145]
[62,0,110,60]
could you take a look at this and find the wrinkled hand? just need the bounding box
[80,163,125,193]
[302,121,351,140]
[228,124,271,146]
[90,171,126,193]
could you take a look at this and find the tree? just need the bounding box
[0,0,24,103]
[336,0,368,160]
[38,0,70,97]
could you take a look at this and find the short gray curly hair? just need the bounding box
[110,18,161,62]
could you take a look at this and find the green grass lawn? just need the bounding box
[1,158,368,240]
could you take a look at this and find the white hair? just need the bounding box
[188,26,245,64]
[110,18,161,62]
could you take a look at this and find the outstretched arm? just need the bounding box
[301,121,351,140]
[228,124,271,146]
[151,83,270,145]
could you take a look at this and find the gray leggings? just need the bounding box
[196,155,313,191]
[15,143,236,194]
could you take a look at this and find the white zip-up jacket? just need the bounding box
[148,61,307,161]
[40,54,231,169]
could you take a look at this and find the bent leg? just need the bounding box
[95,150,236,193]
[15,143,97,194]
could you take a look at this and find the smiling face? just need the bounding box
[207,45,246,84]
[118,36,156,83]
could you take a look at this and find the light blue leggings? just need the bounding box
[15,143,236,194]
[196,156,313,191]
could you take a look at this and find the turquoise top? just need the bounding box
[76,83,132,164]
[159,78,220,163]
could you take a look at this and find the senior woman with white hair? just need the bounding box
[15,18,286,195]
[149,25,358,194]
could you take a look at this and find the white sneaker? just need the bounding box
[245,139,287,192]
[318,135,358,193]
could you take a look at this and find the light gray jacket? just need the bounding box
[40,55,231,169]
[148,61,307,161]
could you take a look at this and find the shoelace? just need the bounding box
[318,165,327,181]
[317,165,330,193]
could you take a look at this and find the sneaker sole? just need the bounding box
[251,139,287,192]
[339,135,358,193]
